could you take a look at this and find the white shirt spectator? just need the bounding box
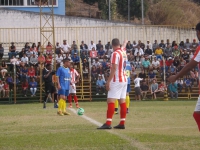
[146,42,152,49]
[92,61,100,67]
[61,43,71,53]
[56,55,63,63]
[134,78,143,87]
[106,49,113,58]
[10,58,18,65]
[88,43,96,51]
[30,56,38,65]
[134,48,144,56]
[152,60,160,67]
[0,83,4,90]
[21,56,29,64]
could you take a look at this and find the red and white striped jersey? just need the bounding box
[192,45,200,94]
[70,69,79,84]
[110,48,127,83]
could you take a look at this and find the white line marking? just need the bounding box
[69,108,150,150]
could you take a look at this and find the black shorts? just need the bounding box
[45,83,56,94]
[134,87,141,96]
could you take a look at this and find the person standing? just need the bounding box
[97,39,128,129]
[68,63,80,108]
[134,74,143,101]
[43,64,56,109]
[56,58,71,116]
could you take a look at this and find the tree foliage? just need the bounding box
[83,0,97,5]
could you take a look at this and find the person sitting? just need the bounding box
[21,66,28,82]
[29,53,38,67]
[134,45,144,59]
[22,80,29,97]
[169,64,176,75]
[144,45,153,60]
[102,58,108,70]
[71,46,79,56]
[164,44,172,58]
[179,57,186,70]
[92,58,100,67]
[56,53,63,69]
[184,76,192,92]
[28,65,36,82]
[0,81,5,98]
[152,57,160,72]
[97,64,105,80]
[71,53,80,67]
[90,47,97,62]
[46,42,52,55]
[45,54,53,65]
[4,81,9,97]
[96,75,106,95]
[6,74,13,91]
[177,79,183,93]
[139,70,146,81]
[55,42,62,55]
[142,57,150,73]
[91,65,97,82]
[98,47,105,59]
[81,51,89,62]
[150,79,158,99]
[126,41,133,54]
[154,46,163,60]
[182,49,189,63]
[80,41,88,54]
[29,78,38,97]
[21,53,29,67]
[134,52,142,69]
[0,61,7,79]
[148,70,156,84]
[140,81,149,100]
[168,82,178,99]
[82,66,89,79]
[157,81,167,96]
[172,46,180,57]
[8,42,17,59]
[26,49,33,60]
[0,44,4,59]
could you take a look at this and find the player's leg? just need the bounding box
[62,90,70,115]
[193,97,200,131]
[114,99,119,114]
[68,85,73,107]
[72,84,79,108]
[114,82,127,129]
[126,84,131,113]
[43,84,50,109]
[97,82,121,129]
[57,89,65,116]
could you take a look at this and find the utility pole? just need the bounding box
[128,0,130,22]
[109,0,111,20]
[141,0,144,24]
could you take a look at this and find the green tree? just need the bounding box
[83,0,98,5]
[116,0,148,20]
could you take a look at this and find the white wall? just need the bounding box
[0,8,196,53]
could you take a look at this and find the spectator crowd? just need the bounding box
[0,38,199,99]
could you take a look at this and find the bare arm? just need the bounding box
[170,59,198,82]
[122,40,128,49]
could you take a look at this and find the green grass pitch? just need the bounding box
[0,101,199,150]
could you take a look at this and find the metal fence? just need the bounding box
[0,25,196,51]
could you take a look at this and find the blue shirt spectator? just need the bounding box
[98,48,105,59]
[148,71,156,79]
[102,59,107,70]
[96,78,106,87]
[29,81,37,88]
[142,58,150,68]
[71,49,79,56]
[71,53,80,63]
[168,83,178,92]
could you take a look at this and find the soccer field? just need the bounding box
[0,101,199,150]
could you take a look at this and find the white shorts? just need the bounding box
[69,84,76,94]
[1,69,7,73]
[107,82,127,99]
[194,96,200,111]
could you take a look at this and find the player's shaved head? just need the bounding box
[112,38,120,47]
[63,58,70,63]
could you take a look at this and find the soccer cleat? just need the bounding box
[76,104,80,108]
[68,104,72,108]
[97,123,112,129]
[113,124,125,129]
[127,108,129,114]
[114,111,118,114]
[57,111,64,116]
[54,103,58,108]
[63,112,70,115]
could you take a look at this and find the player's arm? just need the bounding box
[121,40,128,49]
[107,64,117,84]
[168,59,198,82]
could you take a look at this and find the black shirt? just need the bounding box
[96,44,103,51]
[145,49,153,55]
[182,54,189,60]
[173,60,180,67]
[139,73,146,79]
[42,68,55,83]
[141,84,149,91]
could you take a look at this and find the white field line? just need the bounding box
[69,108,150,150]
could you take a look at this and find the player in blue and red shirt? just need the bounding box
[56,58,71,116]
[169,22,200,131]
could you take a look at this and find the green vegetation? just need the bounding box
[0,101,199,150]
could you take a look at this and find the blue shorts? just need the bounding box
[127,84,131,93]
[58,89,69,96]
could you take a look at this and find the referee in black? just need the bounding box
[43,64,56,109]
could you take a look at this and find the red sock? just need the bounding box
[106,103,115,126]
[68,94,72,104]
[193,112,200,131]
[120,103,127,125]
[74,95,78,104]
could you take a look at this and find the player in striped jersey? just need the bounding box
[68,63,80,108]
[168,22,200,131]
[97,38,128,129]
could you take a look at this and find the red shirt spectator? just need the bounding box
[38,55,45,63]
[28,67,35,77]
[22,81,29,89]
[90,48,97,58]
[160,60,164,67]
[4,83,9,90]
[45,54,52,64]
[166,58,173,67]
